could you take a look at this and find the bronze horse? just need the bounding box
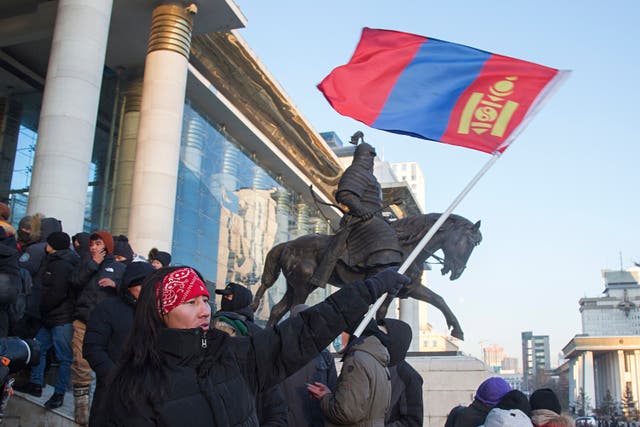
[251,213,481,340]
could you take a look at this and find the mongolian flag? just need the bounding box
[318,28,568,154]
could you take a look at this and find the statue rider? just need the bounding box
[309,134,403,288]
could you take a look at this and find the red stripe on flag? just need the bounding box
[441,54,559,153]
[317,28,425,125]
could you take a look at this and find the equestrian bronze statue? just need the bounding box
[253,134,481,339]
[252,213,481,340]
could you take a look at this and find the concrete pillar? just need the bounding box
[0,98,22,203]
[399,298,420,351]
[619,350,627,399]
[27,0,113,234]
[633,350,640,408]
[584,351,596,414]
[569,357,577,410]
[110,77,143,236]
[128,3,196,252]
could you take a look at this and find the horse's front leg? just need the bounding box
[409,284,464,340]
[251,283,267,312]
[267,288,294,327]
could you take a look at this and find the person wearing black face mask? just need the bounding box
[214,282,288,427]
[215,282,255,321]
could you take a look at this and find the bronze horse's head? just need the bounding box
[439,220,482,280]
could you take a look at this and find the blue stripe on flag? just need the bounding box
[372,38,491,139]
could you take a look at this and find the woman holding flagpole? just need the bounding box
[103,265,408,426]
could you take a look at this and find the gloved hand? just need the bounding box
[348,207,373,221]
[364,268,411,302]
[359,211,374,221]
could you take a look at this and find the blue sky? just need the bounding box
[233,0,640,363]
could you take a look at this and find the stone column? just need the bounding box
[110,77,143,236]
[583,351,596,414]
[27,0,113,234]
[399,299,420,351]
[0,98,22,203]
[618,350,626,399]
[569,357,577,410]
[128,3,196,253]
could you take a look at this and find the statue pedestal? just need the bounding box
[407,354,492,427]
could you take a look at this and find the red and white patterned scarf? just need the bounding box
[157,267,209,315]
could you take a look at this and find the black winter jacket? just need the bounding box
[245,322,287,427]
[84,285,137,427]
[18,217,63,322]
[71,255,125,323]
[83,292,136,380]
[0,230,20,311]
[0,229,19,278]
[39,249,79,328]
[447,399,491,427]
[213,310,288,427]
[385,362,423,427]
[104,282,374,427]
[18,217,62,277]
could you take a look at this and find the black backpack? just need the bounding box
[8,268,31,326]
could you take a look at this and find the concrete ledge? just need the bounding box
[408,354,491,427]
[5,384,77,426]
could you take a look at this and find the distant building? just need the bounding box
[562,267,640,417]
[320,131,344,148]
[563,336,640,417]
[389,162,425,212]
[483,344,505,372]
[580,268,640,336]
[522,331,551,392]
[419,323,460,352]
[501,373,524,391]
[501,357,520,373]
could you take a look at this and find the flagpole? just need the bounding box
[352,151,502,338]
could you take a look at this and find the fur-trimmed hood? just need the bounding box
[531,409,574,427]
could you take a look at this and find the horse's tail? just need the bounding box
[261,242,287,288]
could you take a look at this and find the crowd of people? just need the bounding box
[0,202,426,426]
[445,378,574,427]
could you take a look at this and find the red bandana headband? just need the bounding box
[157,268,210,315]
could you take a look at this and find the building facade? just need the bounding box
[580,269,640,336]
[0,1,346,317]
[483,344,505,372]
[522,331,551,392]
[501,356,520,373]
[390,161,425,212]
[562,267,640,417]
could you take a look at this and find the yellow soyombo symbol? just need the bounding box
[458,76,519,138]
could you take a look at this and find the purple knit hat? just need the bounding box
[475,377,512,407]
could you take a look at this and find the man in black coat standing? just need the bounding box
[83,261,155,427]
[69,231,124,426]
[15,231,79,409]
[383,318,423,427]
